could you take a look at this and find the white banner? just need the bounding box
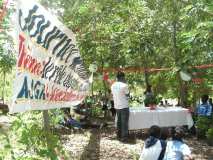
[10,0,89,113]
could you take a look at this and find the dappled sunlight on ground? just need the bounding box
[61,125,213,160]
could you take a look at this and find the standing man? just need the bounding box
[111,71,129,142]
[197,94,212,116]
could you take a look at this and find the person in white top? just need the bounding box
[139,125,167,160]
[111,71,129,142]
[163,127,193,160]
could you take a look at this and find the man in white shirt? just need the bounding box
[111,71,129,142]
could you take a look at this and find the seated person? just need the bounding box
[163,126,193,160]
[196,95,212,116]
[61,109,82,129]
[73,102,91,118]
[65,116,82,129]
[165,100,173,106]
[100,96,109,118]
[159,101,165,107]
[62,108,103,129]
[139,125,167,160]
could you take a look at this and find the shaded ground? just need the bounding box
[0,115,212,160]
[61,123,213,160]
[186,137,213,160]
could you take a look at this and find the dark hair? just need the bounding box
[171,126,185,141]
[201,94,209,104]
[116,71,125,81]
[160,127,170,140]
[149,125,161,138]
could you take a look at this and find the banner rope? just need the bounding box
[99,64,213,73]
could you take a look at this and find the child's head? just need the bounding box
[172,126,185,141]
[149,125,161,138]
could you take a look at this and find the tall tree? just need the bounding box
[0,0,16,103]
[43,0,213,102]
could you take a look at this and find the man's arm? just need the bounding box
[206,105,212,116]
[124,85,130,98]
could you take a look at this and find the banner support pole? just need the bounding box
[42,110,51,148]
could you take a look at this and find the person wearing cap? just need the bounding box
[163,127,193,160]
[111,71,129,142]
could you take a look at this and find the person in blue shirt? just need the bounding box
[196,95,212,116]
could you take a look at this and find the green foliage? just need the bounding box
[0,0,212,158]
[90,106,103,117]
[206,128,213,139]
[27,0,213,104]
[144,96,157,106]
[0,127,15,160]
[0,112,69,160]
[206,121,213,145]
[42,0,212,101]
[196,116,212,138]
[0,0,16,102]
[49,109,66,126]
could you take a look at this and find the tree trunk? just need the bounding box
[192,90,197,109]
[91,73,94,96]
[144,69,149,87]
[172,1,187,107]
[101,54,107,97]
[42,110,54,154]
[140,45,150,87]
[2,71,6,104]
[180,81,188,106]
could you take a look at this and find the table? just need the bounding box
[128,106,193,130]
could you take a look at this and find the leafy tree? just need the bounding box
[43,0,212,105]
[0,0,16,103]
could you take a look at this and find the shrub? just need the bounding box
[206,128,213,146]
[0,111,69,160]
[196,116,212,138]
[206,128,213,139]
[144,96,157,106]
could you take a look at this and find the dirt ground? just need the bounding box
[1,115,212,160]
[61,124,213,160]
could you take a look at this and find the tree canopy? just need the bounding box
[40,0,213,103]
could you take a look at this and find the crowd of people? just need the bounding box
[139,125,193,160]
[110,71,212,159]
[59,71,212,159]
